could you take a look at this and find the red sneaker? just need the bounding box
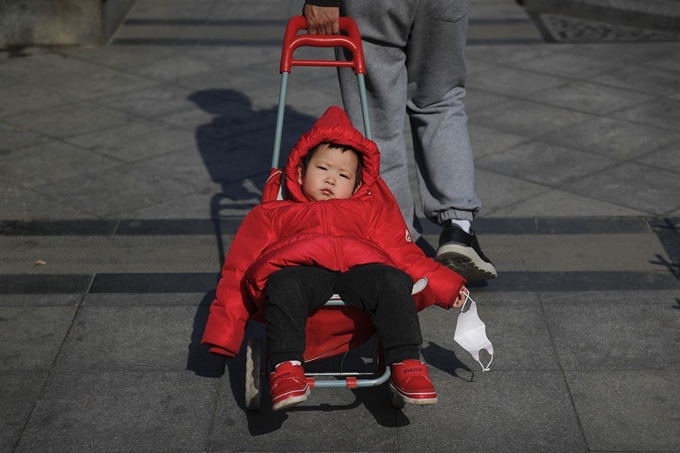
[269,361,310,411]
[389,360,438,406]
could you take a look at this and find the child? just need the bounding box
[202,106,468,411]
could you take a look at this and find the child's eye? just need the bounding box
[340,174,349,179]
[317,166,327,171]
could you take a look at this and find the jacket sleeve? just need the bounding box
[201,206,278,356]
[368,179,466,309]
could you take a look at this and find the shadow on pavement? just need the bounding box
[421,341,474,382]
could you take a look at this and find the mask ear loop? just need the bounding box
[462,291,493,372]
[461,290,473,311]
[478,354,493,372]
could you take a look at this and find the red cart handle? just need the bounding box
[280,16,365,75]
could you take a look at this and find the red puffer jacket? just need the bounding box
[201,106,466,360]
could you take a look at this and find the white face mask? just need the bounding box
[454,293,494,372]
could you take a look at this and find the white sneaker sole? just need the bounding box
[271,387,310,412]
[389,384,438,406]
[436,243,497,281]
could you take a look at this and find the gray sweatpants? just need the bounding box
[337,0,481,233]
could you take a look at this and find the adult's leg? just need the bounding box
[337,0,420,234]
[333,264,422,364]
[406,0,481,224]
[265,266,336,366]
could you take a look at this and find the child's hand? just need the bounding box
[453,286,468,309]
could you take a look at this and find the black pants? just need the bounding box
[265,264,422,366]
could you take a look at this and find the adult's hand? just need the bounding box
[303,4,340,34]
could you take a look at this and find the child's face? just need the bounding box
[298,144,361,201]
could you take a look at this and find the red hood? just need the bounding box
[284,106,379,202]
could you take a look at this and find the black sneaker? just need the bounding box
[436,220,497,281]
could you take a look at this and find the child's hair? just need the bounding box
[301,142,363,188]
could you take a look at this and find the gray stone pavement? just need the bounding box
[1,0,680,452]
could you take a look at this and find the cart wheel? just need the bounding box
[390,389,406,409]
[245,338,262,410]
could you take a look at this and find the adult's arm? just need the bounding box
[303,1,340,35]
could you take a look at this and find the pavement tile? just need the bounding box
[466,66,568,97]
[506,50,625,79]
[83,292,209,307]
[486,189,648,217]
[93,84,226,119]
[158,97,277,141]
[0,372,48,453]
[0,141,120,188]
[0,53,157,101]
[474,169,550,214]
[0,306,77,371]
[173,62,284,99]
[33,164,200,218]
[209,1,297,20]
[420,292,561,372]
[540,291,680,371]
[4,102,134,139]
[60,45,183,73]
[0,294,82,307]
[130,52,217,83]
[565,42,680,65]
[591,64,680,96]
[563,162,680,216]
[0,84,78,119]
[541,117,680,160]
[52,305,223,373]
[397,370,586,452]
[0,122,52,152]
[613,97,680,131]
[469,124,529,159]
[126,0,220,20]
[463,57,498,76]
[466,43,575,66]
[510,233,670,272]
[13,371,219,453]
[467,100,596,138]
[475,141,618,187]
[642,51,680,73]
[0,180,97,219]
[464,88,513,114]
[565,370,680,451]
[132,141,267,189]
[187,45,283,70]
[123,180,262,219]
[66,120,197,163]
[0,235,223,274]
[636,140,680,174]
[526,81,654,115]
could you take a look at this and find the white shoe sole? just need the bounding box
[271,387,310,412]
[389,384,438,406]
[436,243,497,282]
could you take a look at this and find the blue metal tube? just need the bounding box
[312,367,391,388]
[272,72,289,169]
[357,74,372,141]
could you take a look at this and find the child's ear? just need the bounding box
[297,164,304,185]
[353,180,362,194]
